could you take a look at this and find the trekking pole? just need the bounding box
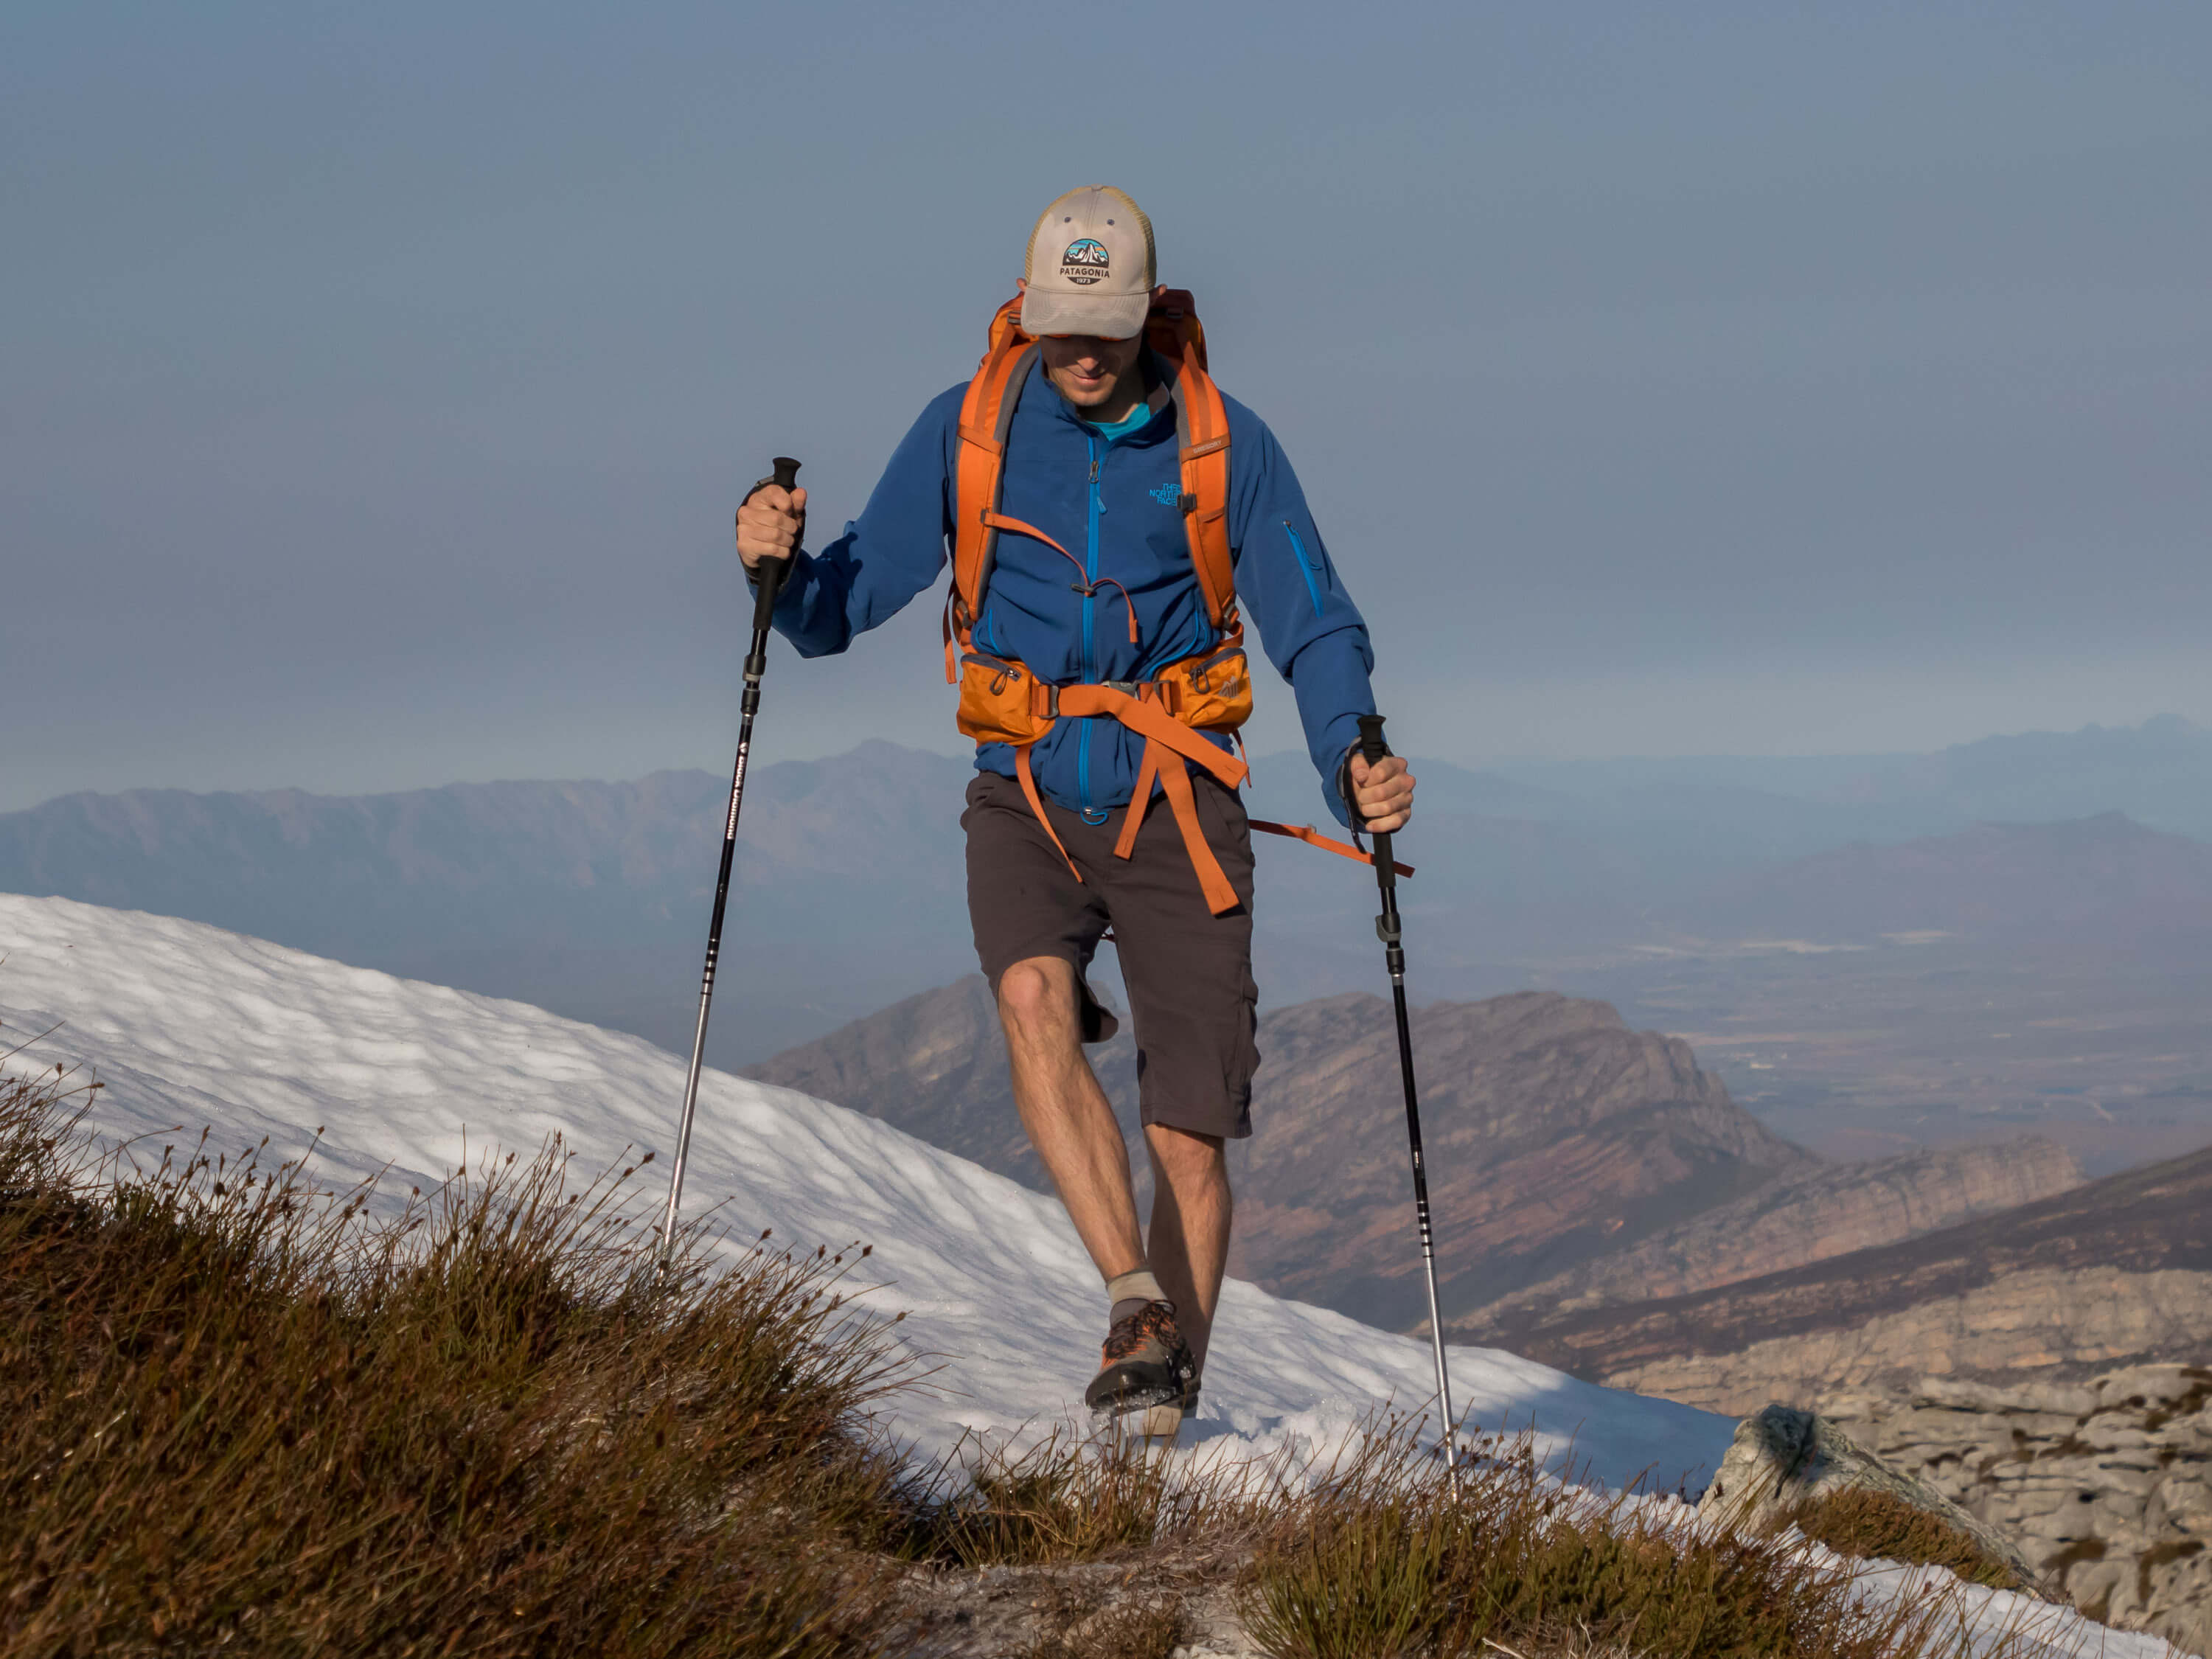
[660,456,801,1267]
[1357,713,1460,1473]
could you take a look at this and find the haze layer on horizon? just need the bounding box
[8,2,2208,811]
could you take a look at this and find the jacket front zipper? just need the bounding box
[1079,437,1103,818]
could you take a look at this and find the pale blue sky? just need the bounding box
[7,1,2208,808]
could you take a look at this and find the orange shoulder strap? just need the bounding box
[952,294,1039,639]
[1149,291,1236,629]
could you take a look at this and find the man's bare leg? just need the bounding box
[995,955,1145,1281]
[1143,1122,1231,1373]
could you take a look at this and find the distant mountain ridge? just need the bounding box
[1818,714,2212,830]
[1691,811,2212,945]
[1480,714,2212,842]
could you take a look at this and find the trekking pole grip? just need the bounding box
[1357,714,1390,767]
[1356,714,1393,836]
[749,456,802,633]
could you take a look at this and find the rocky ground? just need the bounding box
[891,1557,1253,1659]
[1816,1365,2211,1656]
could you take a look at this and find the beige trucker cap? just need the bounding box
[1020,186,1157,340]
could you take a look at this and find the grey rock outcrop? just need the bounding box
[1606,1266,2212,1412]
[1700,1405,2042,1590]
[1820,1366,2212,1655]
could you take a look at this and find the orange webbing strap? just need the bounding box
[1250,818,1414,878]
[1107,734,1242,913]
[982,511,1077,564]
[953,296,1037,627]
[1045,683,1251,916]
[1150,293,1236,630]
[1012,734,1236,916]
[1157,751,1239,914]
[1112,743,1164,862]
[1051,684,1247,789]
[1012,745,1079,883]
[1178,369,1235,628]
[1006,683,1253,916]
[984,512,1139,646]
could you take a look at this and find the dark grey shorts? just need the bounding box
[963,769,1259,1141]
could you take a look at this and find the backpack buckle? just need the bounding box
[1178,492,1198,515]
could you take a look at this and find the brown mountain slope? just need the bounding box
[1450,1135,2083,1335]
[748,981,1814,1332]
[1464,1141,2212,1387]
[1226,990,1814,1328]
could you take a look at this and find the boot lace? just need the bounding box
[1101,1301,1180,1363]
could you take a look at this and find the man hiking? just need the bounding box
[735,186,1414,1438]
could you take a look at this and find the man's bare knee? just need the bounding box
[998,956,1077,1043]
[1146,1122,1227,1186]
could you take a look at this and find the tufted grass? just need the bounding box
[0,1060,914,1656]
[1234,1427,2029,1659]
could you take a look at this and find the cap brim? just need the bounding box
[1020,288,1150,341]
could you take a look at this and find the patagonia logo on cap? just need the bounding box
[1059,237,1110,285]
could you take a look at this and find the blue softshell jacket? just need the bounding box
[766,355,1377,829]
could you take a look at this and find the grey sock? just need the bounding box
[1105,1267,1166,1326]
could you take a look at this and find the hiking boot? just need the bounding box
[1084,1300,1197,1429]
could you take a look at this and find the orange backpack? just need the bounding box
[944,291,1405,914]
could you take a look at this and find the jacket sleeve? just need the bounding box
[759,386,962,658]
[1222,399,1378,829]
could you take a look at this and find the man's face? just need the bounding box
[1037,331,1145,409]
